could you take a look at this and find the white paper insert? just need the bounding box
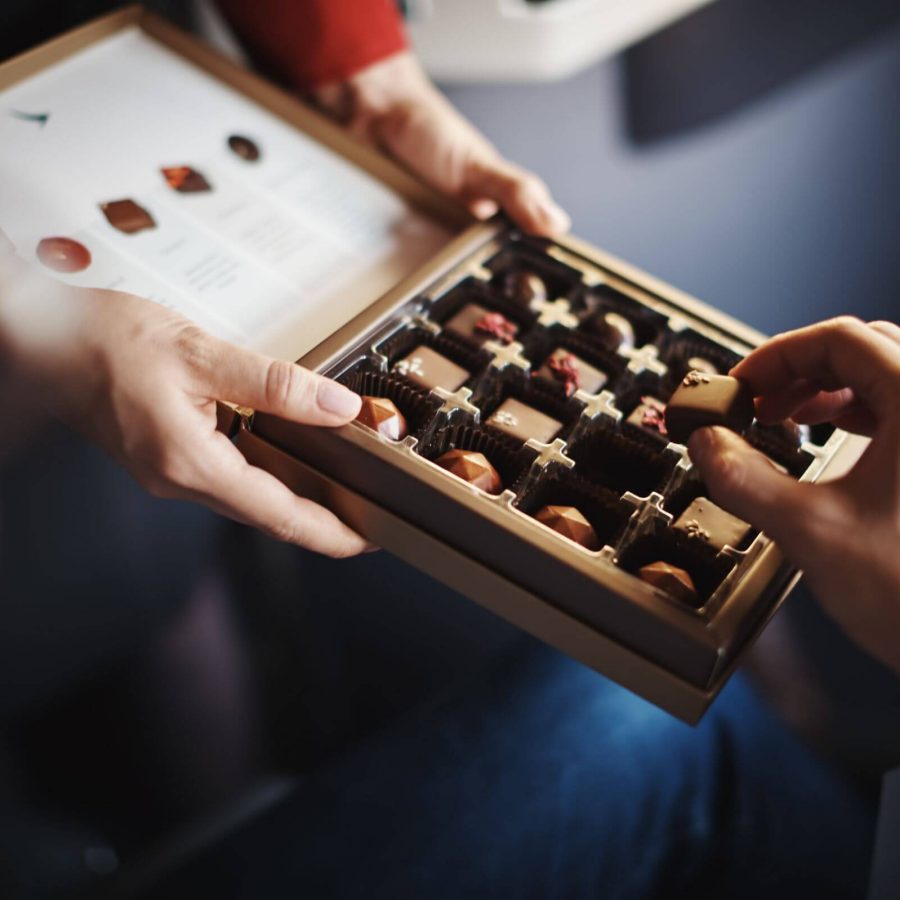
[0,28,452,359]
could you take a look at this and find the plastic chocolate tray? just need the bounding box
[238,225,853,721]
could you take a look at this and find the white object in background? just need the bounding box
[405,0,717,83]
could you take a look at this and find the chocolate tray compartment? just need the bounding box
[662,480,758,551]
[618,520,737,610]
[478,377,585,446]
[578,283,669,350]
[420,424,539,495]
[485,235,585,306]
[616,389,673,447]
[515,468,635,550]
[376,326,492,393]
[662,329,745,389]
[339,369,443,441]
[523,327,627,398]
[566,425,679,498]
[744,423,817,478]
[427,276,537,346]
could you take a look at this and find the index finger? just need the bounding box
[731,317,900,420]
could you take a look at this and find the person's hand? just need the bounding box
[0,245,369,558]
[314,51,570,237]
[687,317,900,676]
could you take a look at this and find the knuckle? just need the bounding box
[266,517,303,546]
[264,359,313,412]
[826,315,866,337]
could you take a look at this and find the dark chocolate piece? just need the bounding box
[638,561,698,605]
[434,449,503,494]
[162,166,212,193]
[588,311,635,352]
[100,199,156,235]
[536,348,607,397]
[625,396,668,438]
[35,236,91,273]
[534,505,601,550]
[664,371,754,444]
[356,396,408,441]
[444,303,518,346]
[687,356,719,376]
[486,398,562,444]
[503,270,547,308]
[673,497,751,551]
[227,134,260,162]
[393,346,468,392]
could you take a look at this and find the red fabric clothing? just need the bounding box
[215,0,407,89]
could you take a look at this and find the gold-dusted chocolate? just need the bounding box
[534,505,600,550]
[434,449,503,494]
[356,396,408,441]
[638,561,698,605]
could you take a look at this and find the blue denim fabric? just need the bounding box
[148,643,874,899]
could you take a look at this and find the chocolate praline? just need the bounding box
[588,311,635,352]
[638,560,698,605]
[444,303,518,346]
[625,396,668,439]
[35,236,91,273]
[503,270,548,308]
[393,346,469,392]
[664,372,754,445]
[434,449,503,493]
[356,396,408,440]
[534,505,600,550]
[536,348,607,397]
[100,199,156,235]
[673,497,752,551]
[228,134,261,162]
[486,398,563,444]
[162,166,212,193]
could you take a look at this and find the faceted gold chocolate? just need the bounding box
[638,561,698,605]
[356,396,408,441]
[100,199,156,235]
[664,372,754,445]
[534,505,600,550]
[35,236,91,273]
[434,449,503,494]
[673,497,752,551]
[162,166,212,193]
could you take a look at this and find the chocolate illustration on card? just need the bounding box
[162,166,212,193]
[100,199,157,235]
[36,236,91,273]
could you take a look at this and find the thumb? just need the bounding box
[462,158,570,237]
[197,333,361,426]
[687,426,808,542]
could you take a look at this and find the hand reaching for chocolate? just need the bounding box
[687,317,900,676]
[0,237,370,558]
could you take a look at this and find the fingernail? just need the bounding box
[317,379,362,419]
[687,426,718,463]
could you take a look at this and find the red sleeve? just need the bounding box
[214,0,408,89]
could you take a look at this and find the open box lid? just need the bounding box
[0,6,469,361]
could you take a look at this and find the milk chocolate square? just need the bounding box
[665,372,754,444]
[444,303,518,346]
[673,497,752,551]
[486,398,562,444]
[536,348,608,396]
[393,346,469,392]
[100,199,156,234]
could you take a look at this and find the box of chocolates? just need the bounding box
[236,224,863,721]
[2,10,864,722]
